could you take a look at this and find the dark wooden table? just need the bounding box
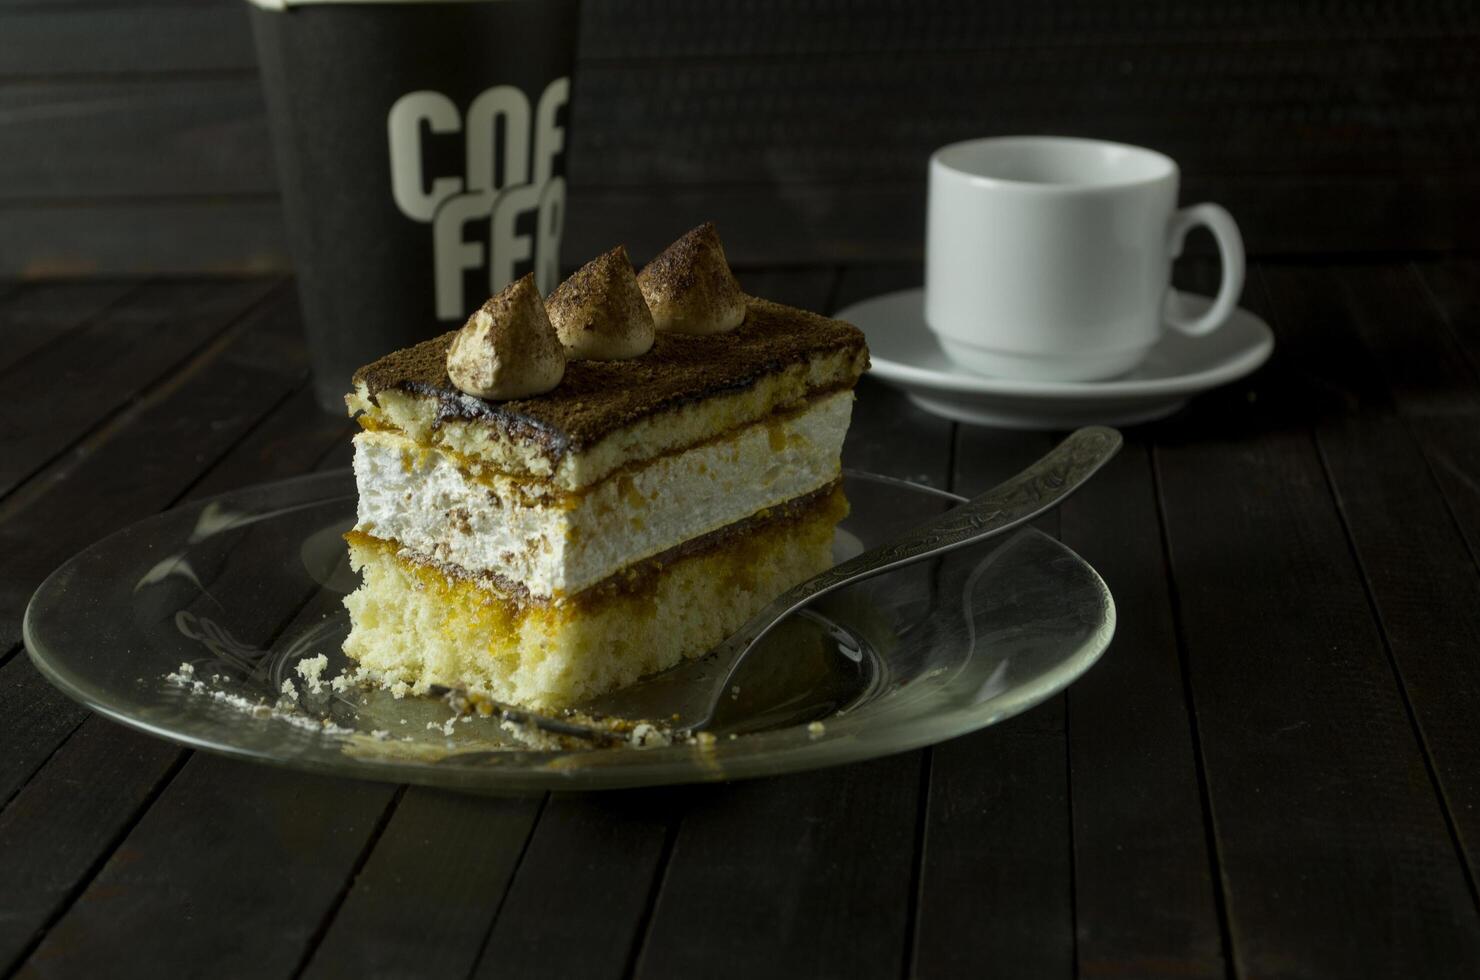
[2,257,1479,978]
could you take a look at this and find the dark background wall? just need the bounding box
[2,0,1477,276]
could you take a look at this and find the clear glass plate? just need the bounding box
[24,470,1115,792]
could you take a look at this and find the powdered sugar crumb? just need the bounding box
[164,663,352,736]
[629,723,672,749]
[329,667,362,693]
[295,655,328,694]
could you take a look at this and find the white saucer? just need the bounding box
[836,288,1275,429]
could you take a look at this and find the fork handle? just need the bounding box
[707,425,1123,700]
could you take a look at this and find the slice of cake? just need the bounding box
[342,224,868,710]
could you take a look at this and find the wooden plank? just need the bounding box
[910,429,1073,980]
[915,723,1071,979]
[471,792,674,980]
[1325,264,1480,417]
[23,756,397,977]
[0,285,303,655]
[0,378,353,971]
[1409,259,1480,566]
[0,657,90,807]
[0,280,136,374]
[1060,441,1226,978]
[580,0,1480,59]
[635,753,923,980]
[1379,264,1480,583]
[570,43,1477,187]
[0,371,338,816]
[0,287,308,849]
[0,280,133,326]
[0,362,332,774]
[300,789,542,979]
[0,79,273,200]
[5,3,1472,86]
[1338,262,1480,679]
[1310,408,1480,895]
[0,278,278,499]
[1152,293,1480,974]
[0,6,254,76]
[0,720,182,975]
[1412,412,1480,570]
[1256,263,1480,893]
[5,0,1475,76]
[182,384,355,502]
[0,200,289,278]
[1416,258,1480,382]
[4,500,347,980]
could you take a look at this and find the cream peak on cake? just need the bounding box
[546,245,655,361]
[446,274,565,400]
[638,222,747,335]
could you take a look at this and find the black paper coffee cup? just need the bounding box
[248,0,579,410]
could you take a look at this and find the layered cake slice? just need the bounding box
[342,225,868,709]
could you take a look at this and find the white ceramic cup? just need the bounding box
[925,136,1245,382]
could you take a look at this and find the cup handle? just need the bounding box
[1163,203,1245,337]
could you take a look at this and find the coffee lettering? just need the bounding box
[489,184,539,294]
[387,91,463,222]
[536,176,565,295]
[433,191,493,320]
[465,86,530,193]
[386,77,569,321]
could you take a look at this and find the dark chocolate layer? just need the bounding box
[352,296,868,458]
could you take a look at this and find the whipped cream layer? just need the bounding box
[352,390,853,599]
